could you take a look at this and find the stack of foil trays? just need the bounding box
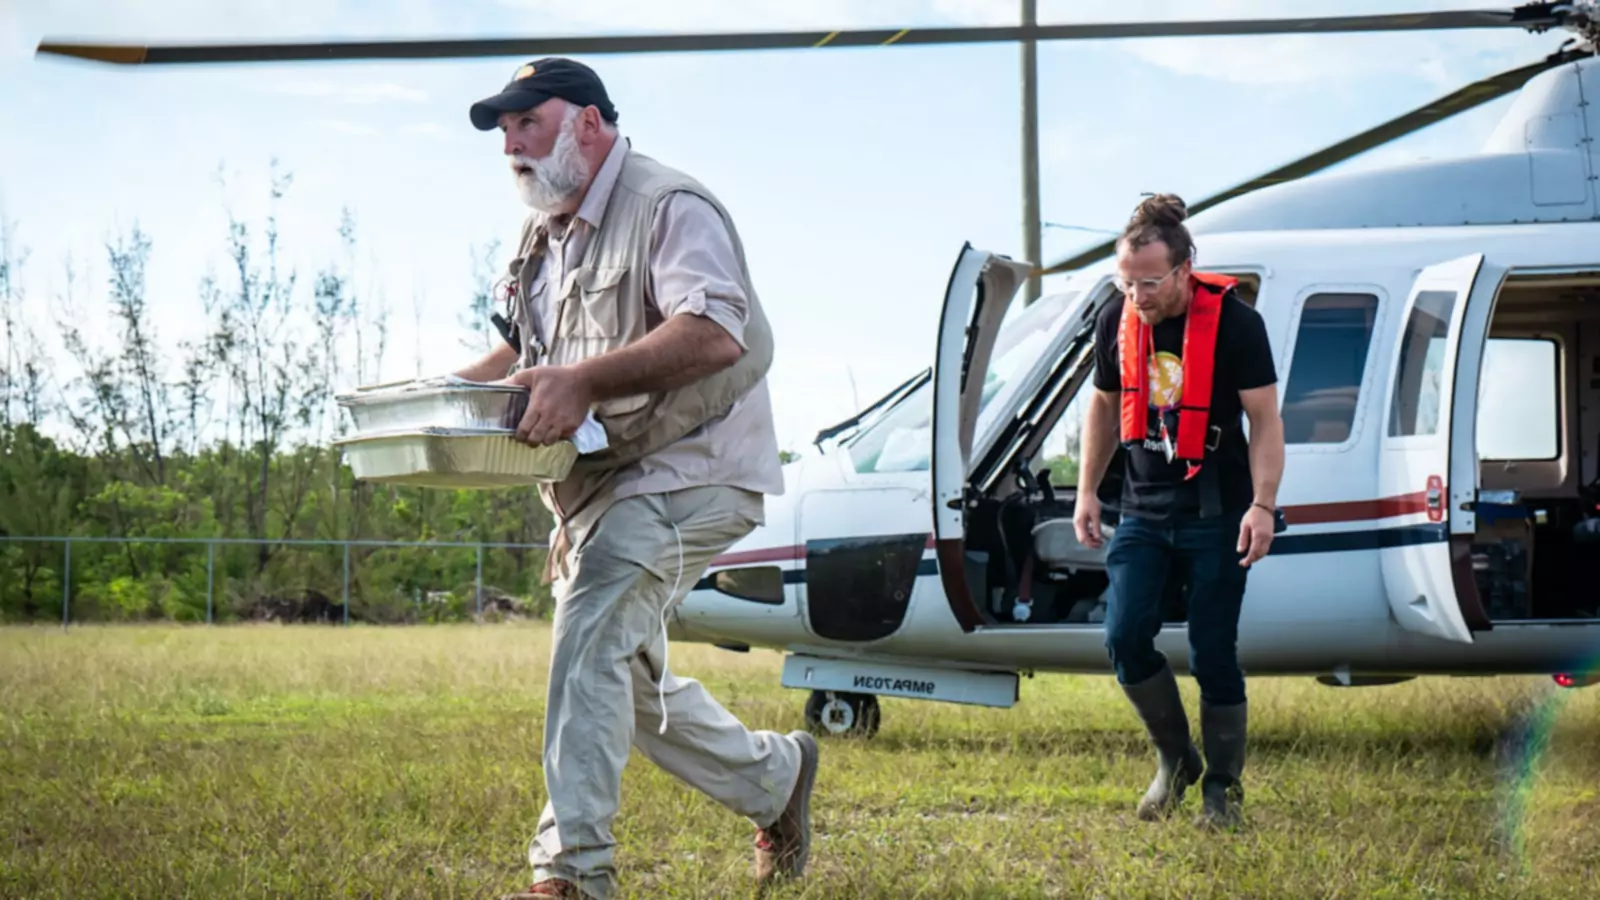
[333,376,579,488]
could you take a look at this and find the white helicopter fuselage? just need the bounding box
[667,55,1600,723]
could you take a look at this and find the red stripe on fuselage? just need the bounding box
[707,491,1434,569]
[1281,491,1430,525]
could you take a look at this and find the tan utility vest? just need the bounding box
[504,146,774,581]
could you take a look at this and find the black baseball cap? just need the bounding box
[469,57,618,131]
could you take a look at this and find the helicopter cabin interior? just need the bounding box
[1461,269,1600,625]
[957,267,1600,630]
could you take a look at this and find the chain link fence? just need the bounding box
[0,535,550,627]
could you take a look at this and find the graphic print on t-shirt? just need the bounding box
[1144,350,1182,453]
[1149,351,1183,409]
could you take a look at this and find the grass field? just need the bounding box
[3,624,1598,899]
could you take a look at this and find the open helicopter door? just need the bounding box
[1377,253,1503,643]
[928,244,1044,631]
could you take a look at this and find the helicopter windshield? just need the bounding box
[846,288,1085,474]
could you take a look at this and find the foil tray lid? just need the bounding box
[335,375,528,406]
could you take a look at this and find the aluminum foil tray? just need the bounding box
[336,377,529,434]
[334,426,576,489]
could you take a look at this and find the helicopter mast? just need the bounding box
[1020,0,1042,305]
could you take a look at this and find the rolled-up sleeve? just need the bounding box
[648,190,751,349]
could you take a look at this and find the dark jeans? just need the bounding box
[1103,511,1249,706]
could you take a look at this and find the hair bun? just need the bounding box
[1132,193,1188,227]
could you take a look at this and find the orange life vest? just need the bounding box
[1118,270,1237,463]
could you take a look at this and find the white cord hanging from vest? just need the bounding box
[656,522,684,735]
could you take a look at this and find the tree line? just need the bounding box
[0,160,1072,626]
[0,162,556,624]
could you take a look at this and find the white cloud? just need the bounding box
[489,0,1020,30]
[264,79,429,104]
[0,8,28,66]
[317,120,378,135]
[1053,0,1572,88]
[1041,120,1133,171]
[5,0,354,78]
[14,0,349,47]
[1108,30,1555,90]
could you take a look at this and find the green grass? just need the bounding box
[2,624,1597,898]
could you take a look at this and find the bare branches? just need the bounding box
[460,239,502,354]
[106,224,171,484]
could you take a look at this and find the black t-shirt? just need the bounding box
[1091,287,1277,521]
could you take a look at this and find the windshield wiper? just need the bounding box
[812,367,931,448]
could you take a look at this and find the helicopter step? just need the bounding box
[780,653,1019,721]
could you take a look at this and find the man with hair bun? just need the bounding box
[1073,192,1285,829]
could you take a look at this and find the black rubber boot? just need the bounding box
[1198,699,1247,829]
[1121,664,1203,820]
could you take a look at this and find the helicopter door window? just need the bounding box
[1037,386,1090,488]
[970,289,1083,444]
[1281,293,1380,445]
[1388,289,1457,437]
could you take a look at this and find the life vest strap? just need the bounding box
[1183,423,1233,519]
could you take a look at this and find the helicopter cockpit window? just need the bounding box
[845,378,934,473]
[846,289,1083,474]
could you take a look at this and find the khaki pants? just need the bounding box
[529,485,803,900]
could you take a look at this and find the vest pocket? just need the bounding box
[565,264,649,420]
[562,265,628,338]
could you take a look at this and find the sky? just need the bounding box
[0,0,1576,457]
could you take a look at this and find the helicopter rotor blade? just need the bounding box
[1033,43,1593,278]
[34,7,1563,65]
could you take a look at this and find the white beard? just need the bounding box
[512,111,589,214]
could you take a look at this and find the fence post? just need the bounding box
[476,544,484,622]
[206,542,215,624]
[342,543,351,626]
[61,538,71,630]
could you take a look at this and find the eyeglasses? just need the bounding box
[1114,262,1182,294]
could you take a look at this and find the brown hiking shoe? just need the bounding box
[499,878,594,900]
[754,730,819,882]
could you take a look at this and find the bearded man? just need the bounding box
[450,57,819,900]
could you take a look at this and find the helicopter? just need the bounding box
[660,7,1600,736]
[38,2,1600,737]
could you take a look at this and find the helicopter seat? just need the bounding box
[1031,518,1107,570]
[1576,517,1600,544]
